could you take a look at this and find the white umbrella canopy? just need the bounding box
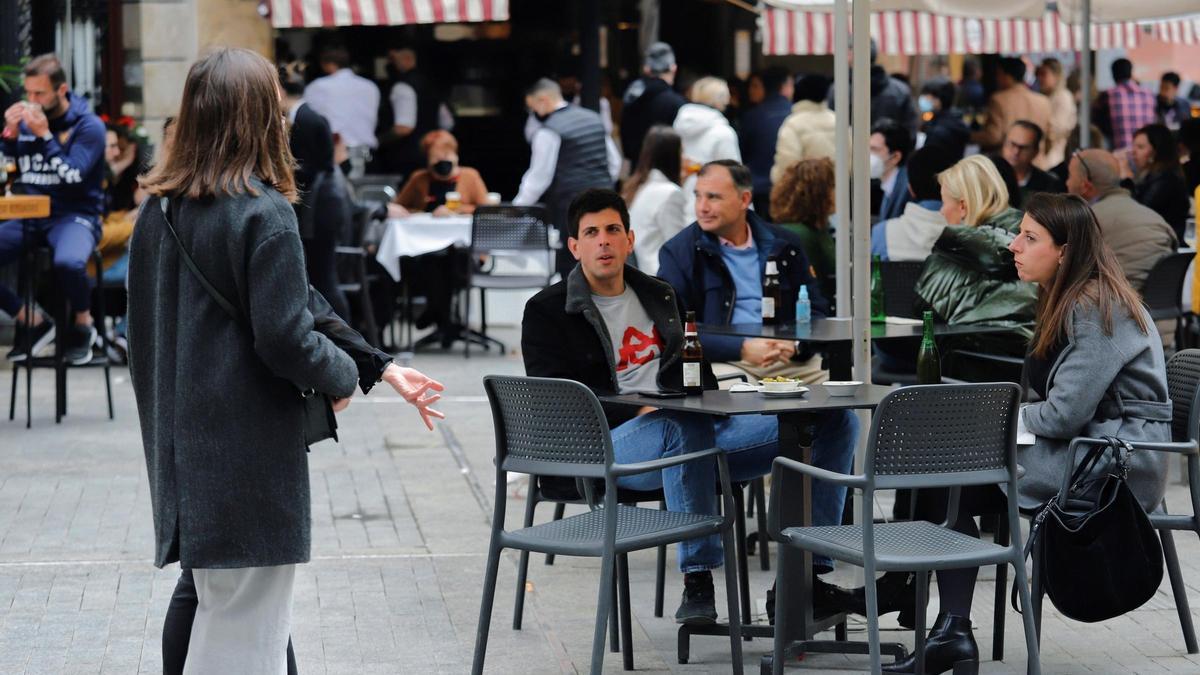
[762,0,1045,20]
[1056,0,1200,24]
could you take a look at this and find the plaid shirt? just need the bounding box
[1107,82,1156,150]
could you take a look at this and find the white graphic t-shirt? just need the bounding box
[592,287,664,393]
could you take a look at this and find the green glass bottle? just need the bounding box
[916,310,941,384]
[870,255,885,323]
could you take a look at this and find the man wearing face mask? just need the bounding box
[390,130,488,217]
[917,77,969,161]
[870,118,914,222]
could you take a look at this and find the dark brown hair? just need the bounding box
[140,48,296,202]
[1024,193,1148,358]
[770,158,834,229]
[621,125,681,203]
[23,53,66,89]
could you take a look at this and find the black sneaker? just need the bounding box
[64,323,97,366]
[674,571,717,625]
[6,319,55,362]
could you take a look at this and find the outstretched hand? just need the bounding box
[382,363,446,430]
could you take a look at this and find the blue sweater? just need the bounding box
[2,93,106,218]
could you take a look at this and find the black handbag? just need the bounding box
[158,198,338,446]
[1019,435,1163,623]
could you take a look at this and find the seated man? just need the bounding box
[1002,120,1065,208]
[523,188,857,625]
[0,53,107,365]
[1066,148,1177,290]
[655,161,860,610]
[871,144,956,262]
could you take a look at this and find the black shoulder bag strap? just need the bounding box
[158,197,246,327]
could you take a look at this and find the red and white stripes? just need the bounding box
[761,8,1200,56]
[268,0,509,29]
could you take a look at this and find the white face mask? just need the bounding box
[869,152,886,180]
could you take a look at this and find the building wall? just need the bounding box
[124,0,273,143]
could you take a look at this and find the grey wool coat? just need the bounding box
[1016,301,1172,512]
[127,179,358,569]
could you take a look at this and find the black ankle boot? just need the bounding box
[882,613,978,675]
[850,571,923,628]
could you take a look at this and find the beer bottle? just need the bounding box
[870,254,885,323]
[762,257,781,326]
[682,311,704,395]
[916,310,941,384]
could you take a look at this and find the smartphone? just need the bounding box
[636,390,687,399]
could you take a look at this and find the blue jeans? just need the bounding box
[0,215,101,316]
[610,408,859,573]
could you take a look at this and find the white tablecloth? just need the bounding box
[375,214,472,281]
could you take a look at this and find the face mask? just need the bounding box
[432,160,454,177]
[869,153,885,180]
[918,96,935,114]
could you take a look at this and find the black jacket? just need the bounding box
[827,65,919,136]
[1125,170,1190,243]
[620,76,686,162]
[522,265,716,429]
[922,110,970,160]
[290,102,351,240]
[1018,167,1066,207]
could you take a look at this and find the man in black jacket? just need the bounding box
[620,42,686,164]
[1001,120,1065,208]
[522,188,854,626]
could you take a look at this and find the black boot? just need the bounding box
[850,571,922,629]
[883,613,978,674]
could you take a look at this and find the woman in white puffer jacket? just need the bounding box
[674,77,741,222]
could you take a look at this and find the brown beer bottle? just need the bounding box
[682,311,703,395]
[762,257,781,326]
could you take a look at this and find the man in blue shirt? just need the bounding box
[739,66,793,218]
[0,53,107,365]
[657,160,859,620]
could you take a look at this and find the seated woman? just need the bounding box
[622,124,686,276]
[389,130,488,217]
[770,157,836,302]
[884,193,1172,674]
[1120,123,1189,243]
[915,155,1036,355]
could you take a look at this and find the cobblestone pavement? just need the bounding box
[2,326,1200,673]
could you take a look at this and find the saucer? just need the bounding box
[760,386,810,398]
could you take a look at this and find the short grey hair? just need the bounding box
[526,77,562,100]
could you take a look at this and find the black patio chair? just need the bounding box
[768,383,1041,675]
[473,375,744,675]
[1142,249,1194,351]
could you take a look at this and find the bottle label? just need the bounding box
[683,362,701,387]
[762,297,775,319]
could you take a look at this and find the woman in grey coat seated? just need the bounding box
[885,193,1172,674]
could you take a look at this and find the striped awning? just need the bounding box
[268,0,509,29]
[761,8,1200,55]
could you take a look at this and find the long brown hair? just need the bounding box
[1024,193,1149,358]
[621,125,681,203]
[141,48,297,202]
[770,158,834,229]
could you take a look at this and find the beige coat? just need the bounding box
[1091,187,1178,290]
[973,85,1052,152]
[770,100,837,185]
[1036,87,1077,171]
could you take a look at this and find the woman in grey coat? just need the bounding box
[885,193,1171,674]
[128,48,442,673]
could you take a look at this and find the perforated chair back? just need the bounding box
[867,383,1020,488]
[880,261,926,319]
[1167,349,1200,444]
[351,174,404,203]
[484,375,613,480]
[1142,250,1194,321]
[471,205,551,255]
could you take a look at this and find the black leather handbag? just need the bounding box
[1021,436,1162,623]
[159,198,338,446]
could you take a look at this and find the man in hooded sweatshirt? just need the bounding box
[826,38,919,137]
[620,42,687,165]
[0,53,107,365]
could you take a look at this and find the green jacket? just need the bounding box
[915,207,1036,335]
[779,221,836,303]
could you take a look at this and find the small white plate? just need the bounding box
[760,386,810,398]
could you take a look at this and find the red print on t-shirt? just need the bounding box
[616,326,664,372]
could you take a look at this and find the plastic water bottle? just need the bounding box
[794,286,811,325]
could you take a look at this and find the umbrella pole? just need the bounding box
[1080,0,1092,149]
[851,0,871,384]
[834,0,850,317]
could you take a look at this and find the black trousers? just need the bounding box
[162,569,298,675]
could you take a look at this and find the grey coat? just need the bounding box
[1017,302,1172,512]
[127,180,358,569]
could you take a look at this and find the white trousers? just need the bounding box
[184,564,296,675]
